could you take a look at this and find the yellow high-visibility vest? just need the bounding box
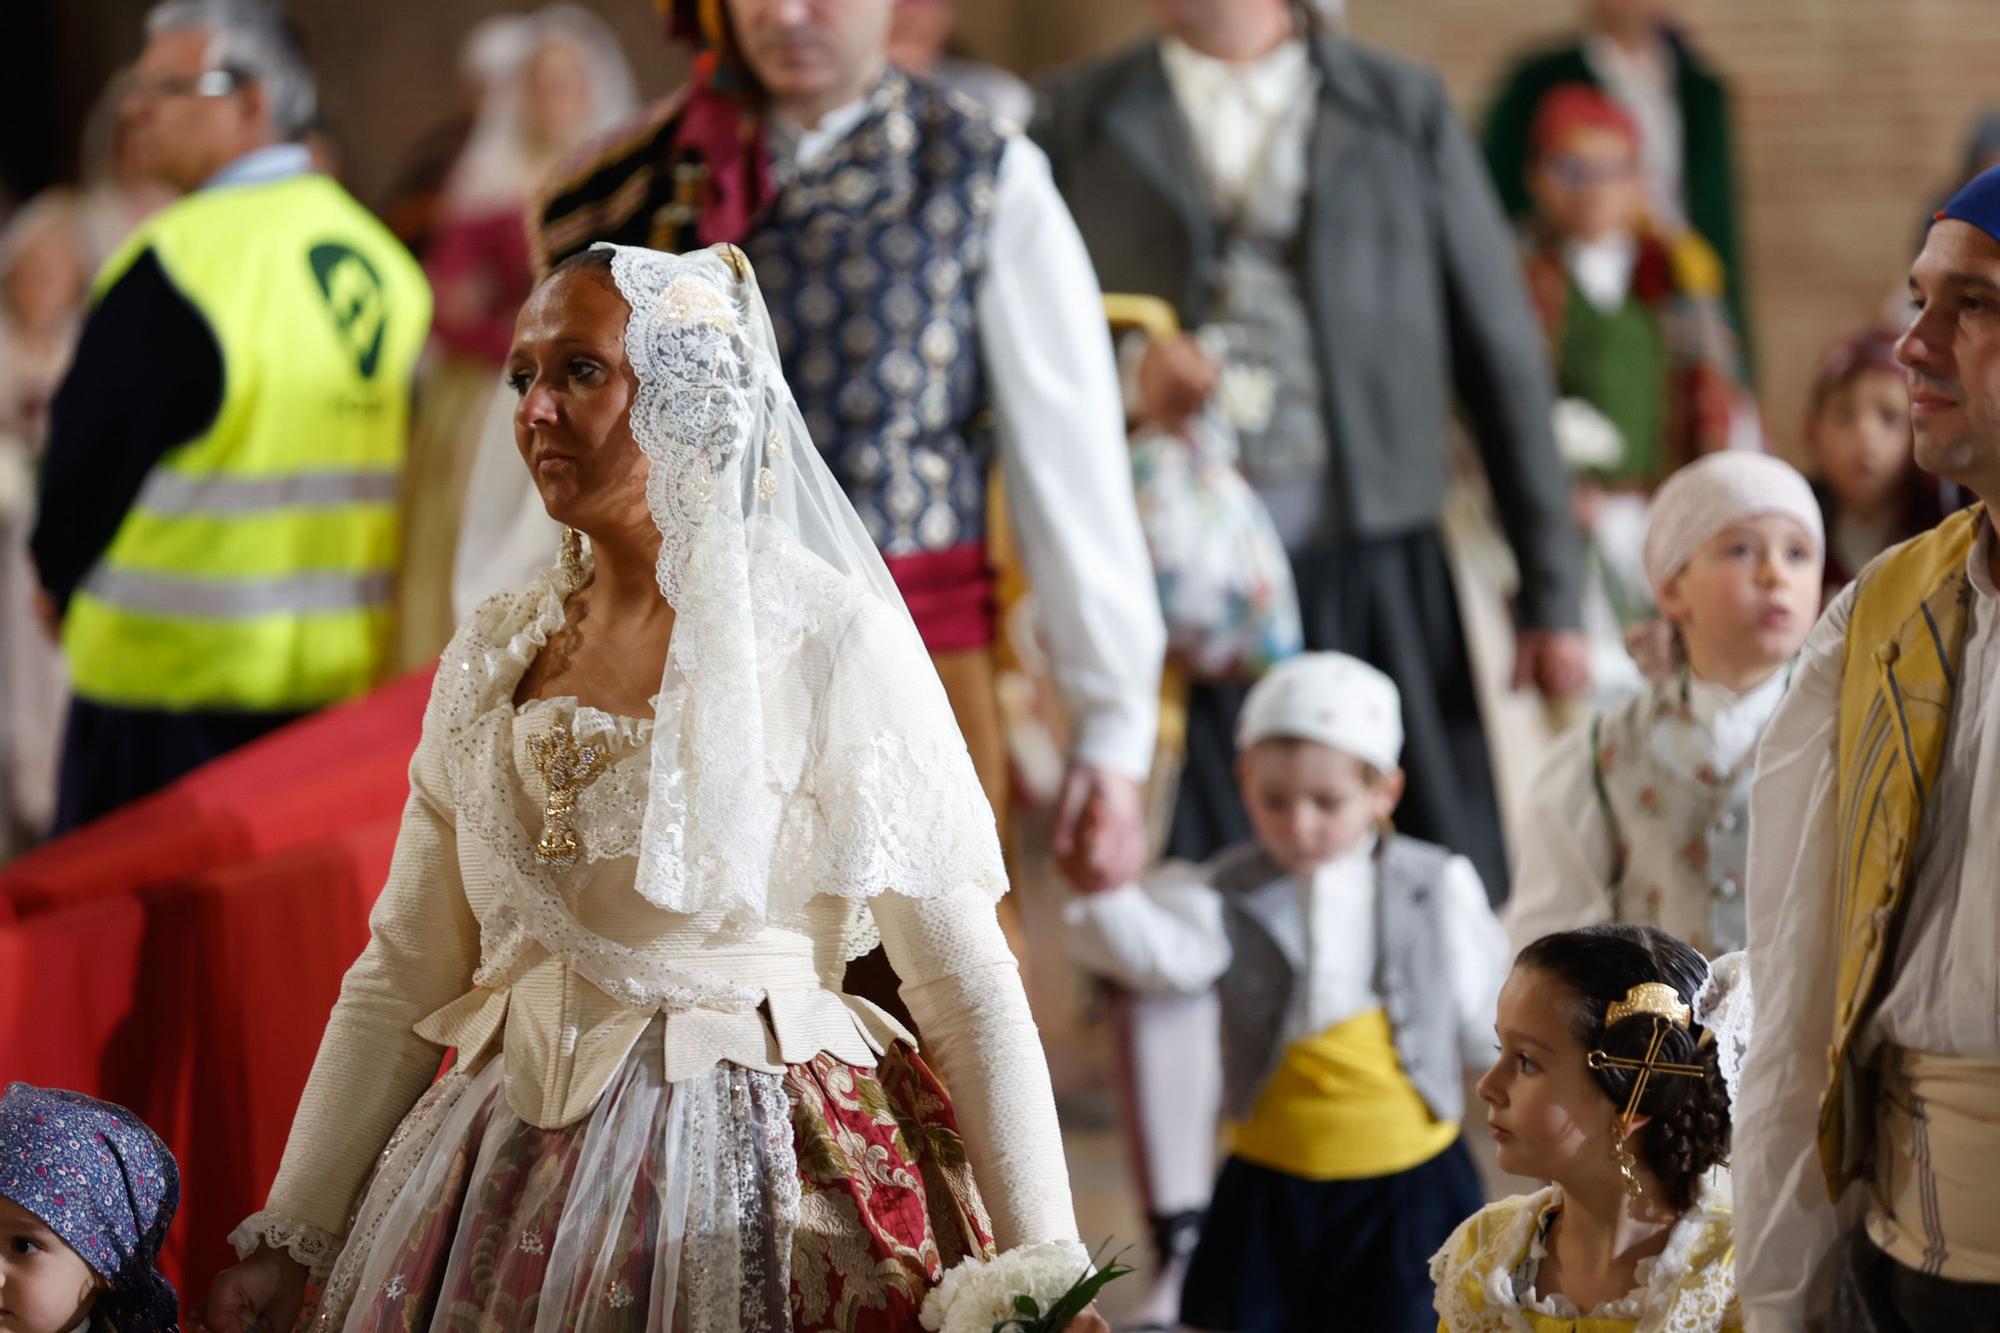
[63,172,432,711]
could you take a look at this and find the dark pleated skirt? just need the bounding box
[1179,1139,1483,1333]
[1168,526,1510,903]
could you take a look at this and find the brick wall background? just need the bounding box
[34,1,2000,462]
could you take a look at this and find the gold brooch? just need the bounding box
[527,726,608,867]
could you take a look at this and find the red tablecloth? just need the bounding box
[0,668,434,1300]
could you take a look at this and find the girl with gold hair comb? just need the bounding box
[1433,924,1750,1332]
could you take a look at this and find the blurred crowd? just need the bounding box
[6,1,2000,1331]
[4,0,1977,862]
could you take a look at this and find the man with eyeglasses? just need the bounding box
[31,0,431,831]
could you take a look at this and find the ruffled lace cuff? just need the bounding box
[227,1210,342,1285]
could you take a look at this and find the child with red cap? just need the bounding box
[1520,83,1757,700]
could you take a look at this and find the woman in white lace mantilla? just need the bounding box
[206,243,1105,1333]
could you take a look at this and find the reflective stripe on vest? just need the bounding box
[80,568,394,620]
[133,467,400,516]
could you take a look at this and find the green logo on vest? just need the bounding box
[308,243,387,380]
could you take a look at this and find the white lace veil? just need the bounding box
[599,243,1005,947]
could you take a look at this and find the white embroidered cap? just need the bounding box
[1236,651,1403,772]
[1642,452,1824,596]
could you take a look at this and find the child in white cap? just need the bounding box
[1064,651,1509,1332]
[1506,451,1824,958]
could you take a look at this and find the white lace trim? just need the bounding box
[227,1210,342,1286]
[437,540,1005,975]
[1694,952,1753,1120]
[1517,1208,1647,1319]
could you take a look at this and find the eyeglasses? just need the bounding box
[1544,154,1639,189]
[127,67,247,102]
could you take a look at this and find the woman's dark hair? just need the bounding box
[546,245,618,284]
[1516,924,1731,1211]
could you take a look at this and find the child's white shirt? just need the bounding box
[1062,838,1508,1068]
[1505,666,1789,954]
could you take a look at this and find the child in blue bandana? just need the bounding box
[0,1083,180,1333]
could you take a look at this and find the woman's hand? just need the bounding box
[205,1246,308,1333]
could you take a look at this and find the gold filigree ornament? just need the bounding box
[1604,982,1692,1029]
[528,725,610,867]
[558,526,587,592]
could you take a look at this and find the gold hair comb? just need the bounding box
[1604,982,1692,1030]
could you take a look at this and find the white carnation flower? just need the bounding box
[920,1240,1093,1333]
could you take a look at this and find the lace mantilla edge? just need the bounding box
[1430,1181,1737,1333]
[227,1210,342,1285]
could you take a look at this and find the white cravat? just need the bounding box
[765,95,874,175]
[1564,233,1638,313]
[1158,35,1317,237]
[1685,667,1789,774]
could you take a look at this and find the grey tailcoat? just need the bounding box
[1030,31,1581,631]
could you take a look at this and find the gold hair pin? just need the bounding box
[1589,981,1708,1143]
[1604,982,1692,1030]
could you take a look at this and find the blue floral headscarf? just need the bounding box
[0,1083,180,1332]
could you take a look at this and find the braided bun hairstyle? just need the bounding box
[1516,924,1732,1211]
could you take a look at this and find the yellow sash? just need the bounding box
[1229,1007,1457,1181]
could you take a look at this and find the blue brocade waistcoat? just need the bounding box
[744,71,1004,558]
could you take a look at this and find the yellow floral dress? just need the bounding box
[1431,1182,1739,1333]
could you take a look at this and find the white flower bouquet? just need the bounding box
[919,1240,1132,1333]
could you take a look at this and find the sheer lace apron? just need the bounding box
[313,1018,994,1333]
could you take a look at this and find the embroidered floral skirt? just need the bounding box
[311,1029,995,1333]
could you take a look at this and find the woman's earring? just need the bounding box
[559,527,586,589]
[1612,1125,1644,1200]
